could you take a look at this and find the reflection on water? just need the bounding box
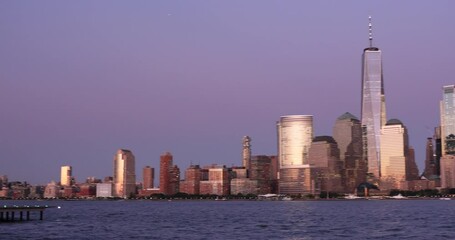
[0,200,454,239]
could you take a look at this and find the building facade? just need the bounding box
[440,85,455,188]
[60,165,72,186]
[159,152,180,195]
[242,136,252,172]
[277,115,313,195]
[308,136,344,194]
[423,138,438,179]
[199,165,230,196]
[143,166,154,189]
[332,112,365,193]
[180,165,201,195]
[379,119,418,190]
[361,17,387,179]
[113,149,136,198]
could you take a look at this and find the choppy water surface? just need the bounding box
[1,199,454,239]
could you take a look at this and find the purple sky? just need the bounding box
[1,1,454,185]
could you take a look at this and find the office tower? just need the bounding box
[434,127,442,176]
[333,112,365,192]
[143,166,154,189]
[406,146,419,181]
[250,155,273,194]
[441,155,455,188]
[60,165,72,186]
[113,149,136,198]
[379,119,418,190]
[423,138,438,179]
[361,16,386,179]
[159,152,180,195]
[440,85,455,156]
[440,85,455,187]
[308,136,344,194]
[242,136,252,171]
[277,115,313,195]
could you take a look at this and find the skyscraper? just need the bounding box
[60,165,72,186]
[143,166,154,189]
[332,112,365,192]
[242,136,252,171]
[308,136,344,194]
[113,149,136,198]
[277,115,313,195]
[379,119,418,190]
[361,16,386,179]
[440,85,455,156]
[423,138,438,179]
[159,152,180,195]
[440,85,455,187]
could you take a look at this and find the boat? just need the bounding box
[389,194,407,199]
[344,194,364,200]
[439,197,451,200]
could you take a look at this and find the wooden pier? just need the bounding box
[0,205,53,222]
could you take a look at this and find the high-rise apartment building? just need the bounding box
[60,165,72,186]
[180,165,201,195]
[361,16,387,179]
[199,165,230,196]
[277,115,313,195]
[143,166,154,189]
[113,149,136,198]
[159,152,180,195]
[333,112,365,192]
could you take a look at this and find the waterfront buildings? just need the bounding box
[143,166,154,189]
[249,155,275,194]
[242,136,252,171]
[277,115,313,195]
[308,136,344,194]
[441,155,455,188]
[199,165,229,196]
[361,16,386,180]
[332,112,365,192]
[379,119,419,190]
[96,183,113,198]
[159,152,180,195]
[113,149,136,198]
[180,165,202,195]
[440,85,455,187]
[423,138,438,179]
[60,165,72,186]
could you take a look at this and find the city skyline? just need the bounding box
[1,1,454,184]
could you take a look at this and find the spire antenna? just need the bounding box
[368,16,373,47]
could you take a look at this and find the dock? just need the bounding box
[0,205,55,222]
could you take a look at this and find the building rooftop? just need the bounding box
[386,119,403,126]
[337,112,359,121]
[312,136,337,144]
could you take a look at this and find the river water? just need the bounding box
[1,199,454,239]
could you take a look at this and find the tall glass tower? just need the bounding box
[113,149,136,198]
[441,85,455,156]
[361,16,386,179]
[277,115,313,194]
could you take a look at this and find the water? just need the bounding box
[1,199,454,239]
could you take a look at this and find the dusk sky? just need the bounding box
[1,1,454,184]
